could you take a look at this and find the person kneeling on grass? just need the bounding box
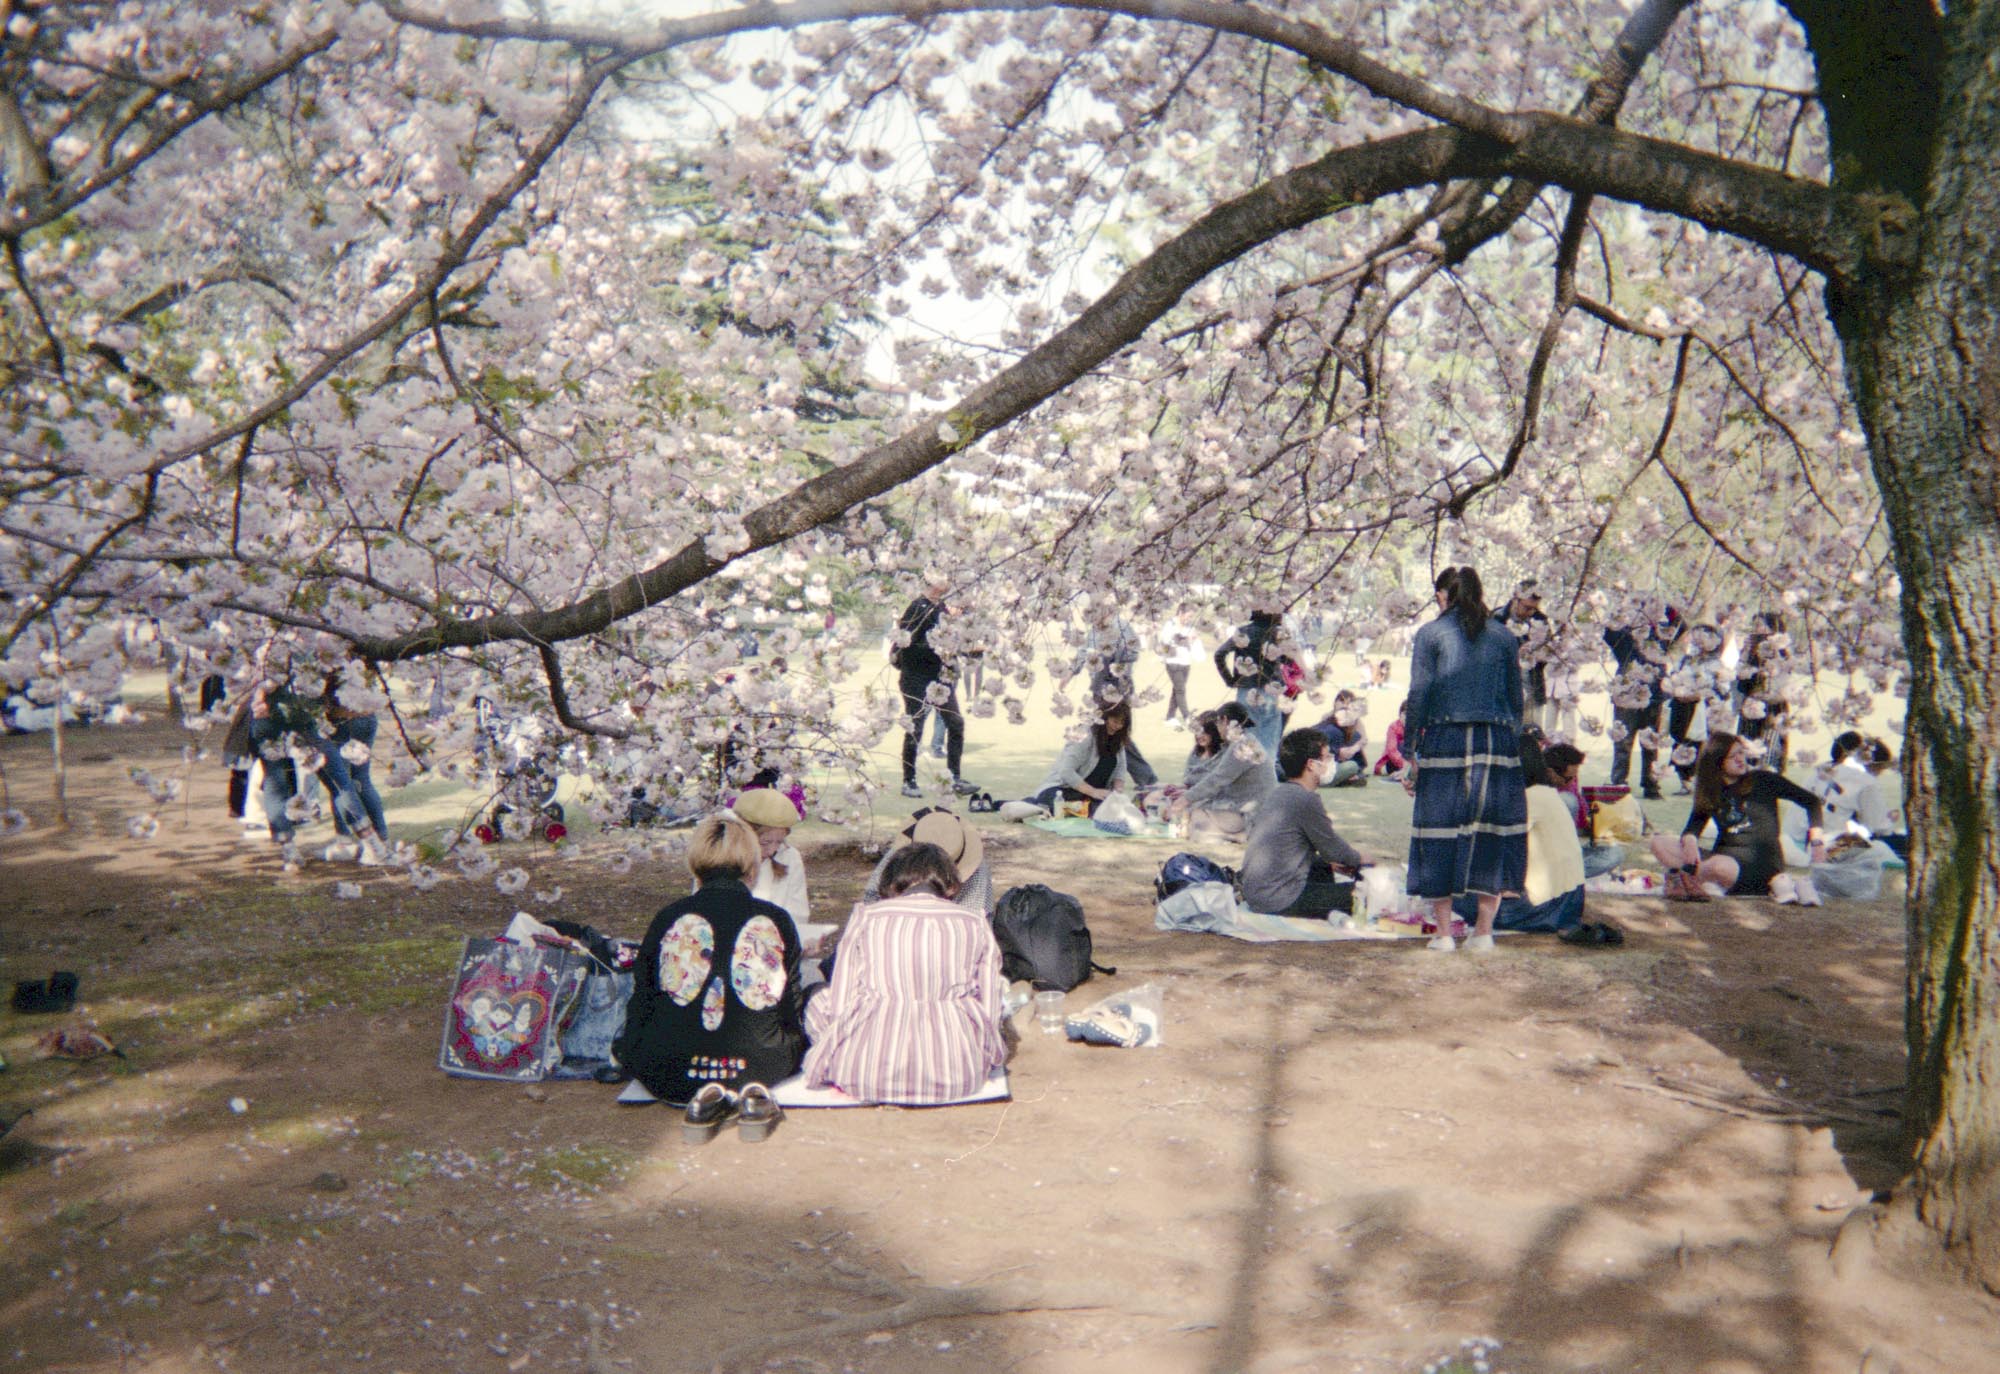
[1165,702,1275,840]
[1236,729,1372,918]
[801,842,1009,1105]
[1650,731,1826,905]
[1014,699,1134,817]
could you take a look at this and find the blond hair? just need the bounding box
[688,813,759,884]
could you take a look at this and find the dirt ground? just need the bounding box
[2,713,1996,1374]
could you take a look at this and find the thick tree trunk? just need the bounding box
[1833,5,2000,1292]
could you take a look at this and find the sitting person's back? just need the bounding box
[803,843,1008,1104]
[613,813,806,1103]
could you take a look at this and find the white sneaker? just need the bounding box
[1794,878,1823,908]
[1463,933,1496,954]
[322,839,361,862]
[279,842,302,874]
[998,800,1047,822]
[358,839,391,867]
[1426,935,1456,952]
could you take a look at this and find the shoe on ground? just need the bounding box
[737,1082,783,1142]
[998,800,1047,822]
[279,842,302,874]
[357,839,391,867]
[1642,787,1664,801]
[1795,879,1823,908]
[1463,933,1495,954]
[681,1083,740,1144]
[1426,934,1456,952]
[950,777,980,796]
[322,839,361,863]
[900,782,923,799]
[1773,885,1798,905]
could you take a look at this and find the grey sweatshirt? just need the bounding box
[1237,782,1365,912]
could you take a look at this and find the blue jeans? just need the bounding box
[1582,842,1626,878]
[1453,885,1584,933]
[319,716,387,837]
[1236,685,1282,762]
[247,717,301,842]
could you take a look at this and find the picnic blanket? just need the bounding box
[1027,816,1172,840]
[1155,882,1439,943]
[618,1068,1008,1108]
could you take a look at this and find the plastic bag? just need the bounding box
[1812,843,1890,901]
[1092,792,1146,833]
[1356,864,1410,921]
[1593,794,1644,843]
[1064,982,1163,1048]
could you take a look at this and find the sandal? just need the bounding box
[736,1083,783,1143]
[681,1083,740,1144]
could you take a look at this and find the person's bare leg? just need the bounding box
[1473,892,1499,939]
[1427,896,1456,950]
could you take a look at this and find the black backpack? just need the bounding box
[990,885,1114,992]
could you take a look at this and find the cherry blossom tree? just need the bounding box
[1,0,1994,1282]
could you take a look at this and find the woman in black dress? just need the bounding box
[1651,731,1827,903]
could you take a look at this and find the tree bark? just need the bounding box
[1825,3,2000,1292]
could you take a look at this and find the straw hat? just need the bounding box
[732,788,801,829]
[894,807,984,881]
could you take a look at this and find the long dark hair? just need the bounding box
[1092,700,1132,754]
[1692,731,1743,815]
[1437,566,1490,640]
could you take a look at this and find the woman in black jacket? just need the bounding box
[614,814,806,1106]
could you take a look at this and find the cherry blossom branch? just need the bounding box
[538,644,632,740]
[0,29,341,238]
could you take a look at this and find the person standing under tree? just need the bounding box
[1494,580,1551,730]
[1403,566,1529,954]
[1153,604,1201,728]
[1214,602,1291,761]
[894,573,977,800]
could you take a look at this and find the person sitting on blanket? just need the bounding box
[1539,741,1626,878]
[734,786,811,938]
[1015,699,1134,817]
[1309,689,1370,786]
[1237,728,1372,918]
[1165,701,1274,840]
[801,842,1009,1105]
[612,813,807,1104]
[1452,730,1593,934]
[859,806,993,915]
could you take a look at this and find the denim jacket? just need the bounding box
[1407,613,1524,735]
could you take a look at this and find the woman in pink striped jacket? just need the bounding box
[801,843,1009,1104]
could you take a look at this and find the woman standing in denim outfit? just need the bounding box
[1403,567,1528,954]
[318,674,391,864]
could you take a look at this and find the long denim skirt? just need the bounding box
[1406,721,1529,898]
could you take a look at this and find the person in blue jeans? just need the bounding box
[246,682,311,869]
[1214,607,1290,762]
[317,675,392,864]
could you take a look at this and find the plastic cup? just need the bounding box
[1034,989,1066,1036]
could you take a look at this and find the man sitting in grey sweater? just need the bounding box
[1238,729,1372,917]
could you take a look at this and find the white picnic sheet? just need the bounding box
[618,1068,1009,1108]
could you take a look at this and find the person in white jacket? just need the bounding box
[735,787,810,936]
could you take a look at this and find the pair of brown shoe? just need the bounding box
[1663,868,1711,903]
[681,1082,782,1143]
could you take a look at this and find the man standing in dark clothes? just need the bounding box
[895,575,976,799]
[1494,580,1551,730]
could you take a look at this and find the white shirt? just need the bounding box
[751,842,810,933]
